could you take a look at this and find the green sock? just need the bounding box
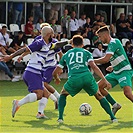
[99,98,116,120]
[58,94,67,120]
[106,93,116,106]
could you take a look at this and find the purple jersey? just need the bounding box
[25,38,51,74]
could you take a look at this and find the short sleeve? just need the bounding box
[28,40,43,52]
[58,54,66,68]
[87,51,94,63]
[106,42,118,55]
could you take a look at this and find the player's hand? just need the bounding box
[106,66,113,72]
[0,55,12,62]
[54,78,61,85]
[17,56,23,63]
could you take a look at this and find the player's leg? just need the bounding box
[98,73,121,115]
[58,87,69,123]
[98,77,121,115]
[94,90,117,122]
[98,79,117,105]
[120,71,133,102]
[43,67,60,103]
[49,92,58,109]
[36,88,50,119]
[123,86,133,102]
[12,71,44,118]
[44,82,60,102]
[83,76,117,122]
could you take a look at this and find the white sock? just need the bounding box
[53,90,60,100]
[38,97,48,114]
[49,94,57,102]
[18,93,37,106]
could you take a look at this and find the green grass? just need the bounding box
[0,79,133,133]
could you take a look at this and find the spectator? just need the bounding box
[61,9,71,38]
[48,3,61,22]
[25,16,34,37]
[116,13,132,39]
[0,47,21,82]
[50,19,61,41]
[126,12,133,37]
[36,18,45,31]
[0,25,14,54]
[12,2,24,27]
[92,42,109,76]
[9,31,26,52]
[78,13,86,31]
[0,61,21,82]
[91,13,101,33]
[32,29,40,38]
[99,15,116,37]
[92,43,105,58]
[69,11,79,38]
[124,40,133,68]
[45,2,52,22]
[82,17,93,39]
[33,3,44,24]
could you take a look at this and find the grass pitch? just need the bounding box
[0,79,133,133]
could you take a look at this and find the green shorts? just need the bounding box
[64,73,98,97]
[105,70,133,88]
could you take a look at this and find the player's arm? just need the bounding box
[58,51,63,60]
[0,46,30,62]
[89,61,111,89]
[52,66,63,84]
[17,51,31,63]
[94,54,112,64]
[50,40,72,50]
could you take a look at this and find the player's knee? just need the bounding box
[124,90,133,102]
[35,90,43,100]
[94,91,103,100]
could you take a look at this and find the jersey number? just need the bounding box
[68,52,83,65]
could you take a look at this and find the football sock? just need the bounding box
[49,94,57,102]
[58,94,67,120]
[18,93,37,106]
[99,98,116,120]
[105,93,116,106]
[53,90,60,100]
[38,97,48,114]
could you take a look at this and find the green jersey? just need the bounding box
[106,38,132,74]
[58,47,93,77]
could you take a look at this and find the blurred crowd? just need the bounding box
[0,0,133,80]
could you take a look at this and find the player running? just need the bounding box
[94,26,133,115]
[0,26,69,118]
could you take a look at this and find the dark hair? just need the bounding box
[18,30,23,34]
[2,25,7,29]
[96,26,109,35]
[72,35,83,46]
[125,41,131,47]
[95,13,101,16]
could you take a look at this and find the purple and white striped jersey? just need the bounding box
[34,36,61,70]
[25,38,51,74]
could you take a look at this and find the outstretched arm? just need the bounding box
[50,40,71,50]
[17,51,30,63]
[94,54,112,64]
[0,46,30,62]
